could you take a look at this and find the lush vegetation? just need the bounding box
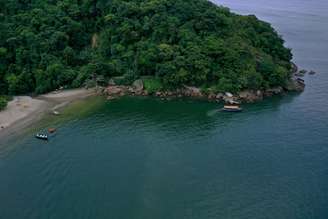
[144,78,163,94]
[0,96,9,110]
[0,0,292,96]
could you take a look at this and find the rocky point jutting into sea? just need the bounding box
[1,0,301,104]
[1,0,328,219]
[103,62,310,103]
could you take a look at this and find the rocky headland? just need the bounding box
[103,63,313,103]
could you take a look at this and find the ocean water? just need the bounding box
[1,1,328,218]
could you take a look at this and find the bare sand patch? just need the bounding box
[0,88,96,141]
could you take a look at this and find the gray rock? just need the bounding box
[216,93,224,99]
[208,93,216,100]
[294,72,305,77]
[285,79,305,92]
[291,62,298,74]
[107,96,116,100]
[108,78,116,86]
[183,85,202,97]
[111,76,126,85]
[106,86,125,96]
[294,69,307,77]
[299,69,307,73]
[265,87,283,96]
[256,90,262,96]
[238,90,263,103]
[128,87,135,93]
[132,79,144,91]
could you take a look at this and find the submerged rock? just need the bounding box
[309,70,316,75]
[107,96,116,101]
[299,69,307,74]
[294,72,305,77]
[294,69,308,77]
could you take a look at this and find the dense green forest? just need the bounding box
[0,96,7,110]
[0,0,292,98]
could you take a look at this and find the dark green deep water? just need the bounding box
[1,1,328,218]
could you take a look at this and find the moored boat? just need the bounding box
[53,110,60,115]
[223,104,243,112]
[48,128,56,133]
[35,133,48,140]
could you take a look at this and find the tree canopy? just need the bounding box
[0,0,293,95]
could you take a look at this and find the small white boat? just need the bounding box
[35,133,48,140]
[53,111,60,115]
[222,104,243,112]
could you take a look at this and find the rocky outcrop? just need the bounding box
[106,79,145,99]
[238,90,263,102]
[182,85,203,97]
[264,87,283,97]
[132,79,144,91]
[207,92,217,100]
[285,79,305,92]
[105,86,127,96]
[108,78,116,86]
[294,69,307,77]
[291,62,298,74]
[215,93,224,100]
[104,64,306,103]
[299,69,307,74]
[105,73,305,103]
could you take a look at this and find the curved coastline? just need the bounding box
[0,88,96,142]
[0,65,309,142]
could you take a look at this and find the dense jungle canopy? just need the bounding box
[0,0,293,96]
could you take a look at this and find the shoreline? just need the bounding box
[0,65,309,142]
[104,80,306,104]
[104,63,308,103]
[0,88,96,142]
[103,62,311,103]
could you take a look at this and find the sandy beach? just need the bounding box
[0,88,96,140]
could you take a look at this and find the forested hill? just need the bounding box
[0,0,292,95]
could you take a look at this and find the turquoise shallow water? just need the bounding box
[1,1,328,218]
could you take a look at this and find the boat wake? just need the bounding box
[206,109,220,117]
